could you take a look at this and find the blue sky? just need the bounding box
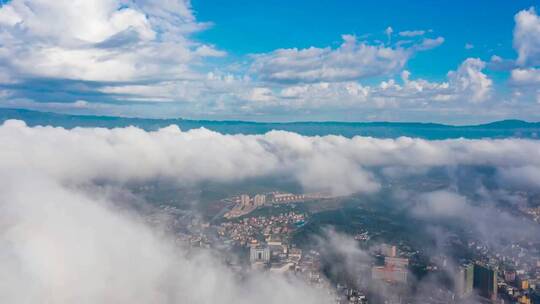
[193,0,526,74]
[1,0,540,123]
[194,0,536,86]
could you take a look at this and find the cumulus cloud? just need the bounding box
[276,81,370,108]
[447,58,492,102]
[241,87,276,103]
[374,70,452,102]
[509,8,540,106]
[511,67,540,85]
[0,0,223,83]
[249,34,412,83]
[248,33,446,84]
[506,7,540,104]
[514,7,540,66]
[254,57,492,111]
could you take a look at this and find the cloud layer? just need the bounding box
[2,122,540,303]
[0,167,332,304]
[2,120,540,196]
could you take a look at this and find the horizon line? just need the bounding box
[1,107,539,128]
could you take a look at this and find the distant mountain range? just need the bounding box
[1,108,539,139]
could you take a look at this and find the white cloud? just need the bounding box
[511,67,540,85]
[407,188,540,258]
[2,121,540,196]
[0,166,332,304]
[242,87,276,103]
[385,26,394,43]
[447,58,492,102]
[246,58,492,111]
[487,55,516,71]
[73,100,89,108]
[375,70,451,102]
[2,122,540,302]
[465,43,474,50]
[0,0,223,83]
[414,37,445,51]
[499,165,540,188]
[0,99,116,115]
[278,82,370,107]
[98,72,249,103]
[398,30,426,37]
[249,34,411,83]
[509,65,540,104]
[414,190,469,218]
[514,7,540,66]
[248,33,447,85]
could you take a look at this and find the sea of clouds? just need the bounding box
[1,120,540,303]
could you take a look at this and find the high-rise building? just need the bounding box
[518,278,529,290]
[384,257,409,268]
[455,263,474,298]
[380,244,397,257]
[250,246,270,264]
[240,194,251,208]
[371,266,408,283]
[473,264,497,300]
[371,255,409,284]
[504,270,516,283]
[253,194,266,206]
